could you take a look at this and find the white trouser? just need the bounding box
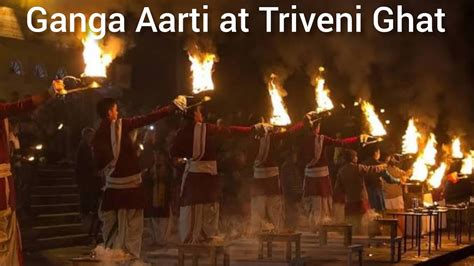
[143,215,171,245]
[250,195,283,234]
[304,196,332,229]
[179,202,219,243]
[0,210,21,266]
[99,208,144,258]
[332,202,345,224]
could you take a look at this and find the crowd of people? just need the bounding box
[72,94,415,260]
[1,81,463,264]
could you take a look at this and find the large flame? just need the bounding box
[82,32,113,78]
[268,74,291,126]
[420,134,437,166]
[402,118,420,154]
[361,101,387,137]
[409,133,438,182]
[315,67,334,113]
[410,157,429,182]
[189,51,217,94]
[428,163,447,189]
[460,154,473,175]
[451,138,463,159]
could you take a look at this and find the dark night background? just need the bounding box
[2,0,474,150]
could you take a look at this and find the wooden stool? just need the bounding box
[257,232,301,261]
[177,244,229,266]
[372,218,402,263]
[319,224,353,247]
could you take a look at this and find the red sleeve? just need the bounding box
[122,104,173,130]
[207,123,253,137]
[323,135,359,147]
[0,98,37,118]
[273,121,304,140]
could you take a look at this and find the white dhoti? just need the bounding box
[143,215,171,246]
[0,210,22,266]
[305,196,332,229]
[250,195,283,234]
[99,208,144,258]
[332,202,345,224]
[179,202,219,243]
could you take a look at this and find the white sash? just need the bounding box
[254,134,270,168]
[304,166,329,178]
[306,135,324,168]
[102,119,141,189]
[253,167,279,179]
[180,123,217,196]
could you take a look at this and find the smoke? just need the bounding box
[14,0,474,141]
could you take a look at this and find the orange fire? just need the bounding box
[409,133,438,182]
[402,118,420,154]
[268,74,291,126]
[460,154,473,175]
[410,157,429,182]
[82,32,113,78]
[189,51,217,94]
[314,67,334,113]
[420,134,437,166]
[451,138,463,159]
[428,163,447,189]
[361,101,387,137]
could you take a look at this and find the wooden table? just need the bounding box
[257,232,301,261]
[319,224,353,247]
[177,243,229,266]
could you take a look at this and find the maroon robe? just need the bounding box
[0,97,38,266]
[92,105,173,211]
[0,98,37,212]
[251,122,304,197]
[302,134,358,198]
[170,122,252,206]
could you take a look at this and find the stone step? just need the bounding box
[34,212,82,225]
[37,177,76,186]
[37,168,75,178]
[31,185,79,195]
[31,193,79,205]
[31,203,80,215]
[32,223,86,239]
[26,233,91,251]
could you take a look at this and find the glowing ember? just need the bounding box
[361,101,387,137]
[82,32,113,78]
[410,157,429,182]
[314,67,334,113]
[420,134,437,166]
[268,74,291,126]
[402,118,420,154]
[428,163,447,189]
[451,138,463,159]
[189,51,217,94]
[460,154,473,175]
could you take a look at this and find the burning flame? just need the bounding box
[402,118,420,154]
[315,67,334,113]
[361,101,387,137]
[82,32,113,78]
[409,133,438,182]
[451,138,463,159]
[268,74,291,126]
[460,154,473,175]
[428,163,447,189]
[420,134,437,166]
[410,157,429,182]
[189,51,217,94]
